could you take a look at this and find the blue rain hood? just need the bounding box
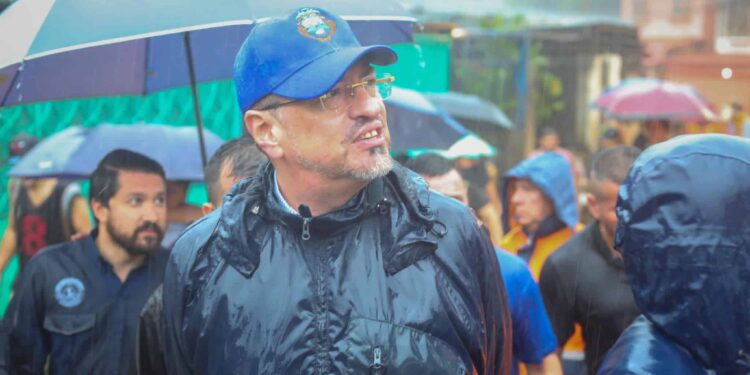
[502,152,578,231]
[615,134,750,374]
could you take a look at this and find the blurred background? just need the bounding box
[0,0,748,311]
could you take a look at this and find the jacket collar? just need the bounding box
[210,161,443,278]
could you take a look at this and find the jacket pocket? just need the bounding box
[43,313,96,335]
[341,317,474,375]
[43,313,96,373]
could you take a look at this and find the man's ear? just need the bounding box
[244,110,283,159]
[90,199,108,224]
[201,202,215,216]
[586,193,600,220]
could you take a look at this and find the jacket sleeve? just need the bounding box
[473,226,513,375]
[512,268,558,363]
[539,258,576,347]
[136,285,166,375]
[2,256,49,374]
[161,237,200,375]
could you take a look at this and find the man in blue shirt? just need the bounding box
[2,149,169,375]
[406,153,561,375]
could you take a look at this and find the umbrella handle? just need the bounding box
[183,32,209,168]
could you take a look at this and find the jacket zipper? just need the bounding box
[299,205,312,241]
[301,217,311,241]
[370,346,385,374]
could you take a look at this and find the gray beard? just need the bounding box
[293,145,393,181]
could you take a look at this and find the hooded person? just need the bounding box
[499,152,585,374]
[597,134,750,375]
[500,152,579,279]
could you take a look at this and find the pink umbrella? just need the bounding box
[595,79,718,122]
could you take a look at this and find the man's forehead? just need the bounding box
[513,178,538,189]
[114,170,165,193]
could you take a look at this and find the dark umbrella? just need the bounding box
[385,87,496,157]
[424,91,513,130]
[0,0,416,165]
[8,124,224,181]
[385,87,468,153]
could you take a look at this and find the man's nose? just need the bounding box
[348,86,381,119]
[141,203,160,222]
[510,191,523,205]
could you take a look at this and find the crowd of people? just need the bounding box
[0,6,747,375]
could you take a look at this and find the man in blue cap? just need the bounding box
[161,7,512,374]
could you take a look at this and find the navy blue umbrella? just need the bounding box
[385,87,468,153]
[0,0,414,105]
[424,91,513,130]
[8,124,224,181]
[0,0,415,164]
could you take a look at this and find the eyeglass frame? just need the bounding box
[257,74,395,112]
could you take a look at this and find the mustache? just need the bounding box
[343,116,384,143]
[135,222,163,236]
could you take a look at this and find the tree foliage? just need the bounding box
[452,14,564,126]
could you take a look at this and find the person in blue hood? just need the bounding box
[499,152,586,374]
[597,134,750,375]
[500,152,580,278]
[161,7,512,375]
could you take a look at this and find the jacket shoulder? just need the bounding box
[428,189,475,220]
[169,210,220,268]
[597,316,710,375]
[25,240,80,270]
[546,225,592,265]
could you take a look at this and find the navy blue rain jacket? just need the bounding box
[161,162,512,374]
[598,135,750,375]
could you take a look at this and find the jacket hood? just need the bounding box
[501,152,578,231]
[615,134,750,374]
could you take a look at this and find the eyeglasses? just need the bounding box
[260,74,395,112]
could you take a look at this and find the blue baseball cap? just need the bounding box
[233,7,398,112]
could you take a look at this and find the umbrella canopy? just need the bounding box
[405,133,497,160]
[0,0,415,106]
[424,91,513,129]
[385,87,495,157]
[385,87,468,153]
[595,79,718,122]
[8,124,224,181]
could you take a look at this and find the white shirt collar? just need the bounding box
[273,171,299,216]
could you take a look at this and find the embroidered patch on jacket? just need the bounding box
[296,8,336,42]
[54,277,85,308]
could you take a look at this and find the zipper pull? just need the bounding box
[301,218,311,241]
[370,346,385,374]
[299,205,312,241]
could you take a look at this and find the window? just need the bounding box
[718,0,750,37]
[715,0,750,55]
[633,0,648,22]
[673,0,690,17]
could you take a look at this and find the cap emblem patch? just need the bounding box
[296,8,336,42]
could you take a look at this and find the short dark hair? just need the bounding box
[589,145,640,195]
[404,153,454,177]
[89,149,165,207]
[204,136,266,204]
[538,126,558,139]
